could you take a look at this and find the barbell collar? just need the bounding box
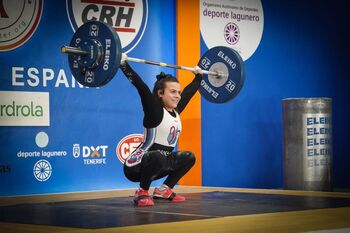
[61,45,89,55]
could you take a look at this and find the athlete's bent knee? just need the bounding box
[182,151,196,166]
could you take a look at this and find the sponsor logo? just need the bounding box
[11,66,85,89]
[0,164,11,174]
[33,159,52,181]
[303,114,332,182]
[116,134,143,163]
[224,22,239,45]
[200,0,264,61]
[0,0,43,51]
[66,0,148,53]
[17,132,68,159]
[72,144,108,165]
[0,91,49,126]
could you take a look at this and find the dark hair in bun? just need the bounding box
[156,72,174,81]
[153,72,179,98]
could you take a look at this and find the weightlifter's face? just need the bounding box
[159,81,181,112]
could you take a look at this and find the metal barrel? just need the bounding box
[282,98,333,191]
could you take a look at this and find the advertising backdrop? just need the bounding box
[1,0,350,196]
[0,0,176,195]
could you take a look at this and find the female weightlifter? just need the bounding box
[120,53,203,207]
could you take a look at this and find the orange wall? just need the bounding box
[177,0,202,186]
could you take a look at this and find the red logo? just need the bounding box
[116,134,143,163]
[0,0,43,51]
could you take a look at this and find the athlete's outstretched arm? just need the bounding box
[177,73,202,114]
[120,62,163,127]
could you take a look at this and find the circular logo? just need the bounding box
[66,0,148,53]
[35,131,49,148]
[224,22,239,45]
[0,0,43,51]
[33,159,52,182]
[116,134,143,163]
[200,0,264,61]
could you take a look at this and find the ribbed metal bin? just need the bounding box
[283,98,333,191]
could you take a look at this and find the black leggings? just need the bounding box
[123,151,195,190]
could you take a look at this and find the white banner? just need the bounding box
[200,0,264,61]
[0,91,50,126]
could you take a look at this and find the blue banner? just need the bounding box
[0,0,176,195]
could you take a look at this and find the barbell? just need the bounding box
[61,21,245,103]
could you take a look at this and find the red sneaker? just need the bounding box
[133,188,154,207]
[153,187,186,202]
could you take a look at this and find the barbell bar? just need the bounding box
[61,21,245,103]
[61,45,225,78]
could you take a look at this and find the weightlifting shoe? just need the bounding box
[153,187,185,202]
[133,188,154,207]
